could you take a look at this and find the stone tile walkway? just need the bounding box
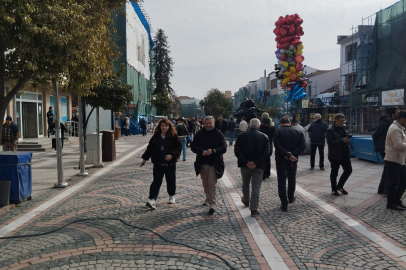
[1,136,406,270]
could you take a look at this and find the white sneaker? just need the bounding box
[169,196,175,204]
[146,199,156,210]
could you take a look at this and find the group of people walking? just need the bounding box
[140,109,406,215]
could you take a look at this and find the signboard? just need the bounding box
[362,93,380,106]
[302,100,309,108]
[382,89,404,106]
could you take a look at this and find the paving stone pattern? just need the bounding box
[1,135,406,269]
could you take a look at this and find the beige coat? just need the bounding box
[384,120,406,165]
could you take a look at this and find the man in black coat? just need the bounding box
[234,118,270,216]
[327,114,352,196]
[140,118,147,136]
[373,107,399,194]
[308,113,329,170]
[191,116,227,214]
[215,114,228,135]
[274,116,306,212]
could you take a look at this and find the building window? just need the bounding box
[346,42,357,62]
[271,79,277,89]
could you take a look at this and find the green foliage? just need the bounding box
[153,29,174,96]
[200,88,233,117]
[82,68,133,112]
[0,0,126,121]
[151,91,173,116]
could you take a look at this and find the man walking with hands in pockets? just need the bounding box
[234,118,270,216]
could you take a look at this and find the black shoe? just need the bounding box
[320,167,325,171]
[251,210,260,216]
[241,198,249,207]
[332,190,339,196]
[289,197,296,204]
[310,167,314,170]
[183,159,186,161]
[209,207,215,214]
[377,191,384,195]
[280,204,288,212]
[337,188,348,195]
[387,204,406,211]
[397,201,406,209]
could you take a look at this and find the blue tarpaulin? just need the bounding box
[131,1,155,49]
[0,152,32,203]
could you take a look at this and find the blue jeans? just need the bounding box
[227,131,234,145]
[181,137,187,160]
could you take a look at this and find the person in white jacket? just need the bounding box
[384,110,406,211]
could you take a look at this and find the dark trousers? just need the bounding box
[377,151,388,194]
[263,156,272,179]
[276,158,297,205]
[385,161,406,206]
[310,144,325,168]
[329,156,352,191]
[149,164,176,200]
[142,128,147,136]
[47,122,53,138]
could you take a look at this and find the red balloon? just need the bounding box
[273,28,280,35]
[286,15,294,25]
[301,81,308,88]
[281,53,287,61]
[295,18,303,26]
[280,27,287,37]
[275,16,285,26]
[289,24,296,35]
[280,36,293,43]
[292,40,302,46]
[296,26,304,36]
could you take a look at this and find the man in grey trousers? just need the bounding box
[234,118,270,216]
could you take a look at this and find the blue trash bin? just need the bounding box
[0,152,32,203]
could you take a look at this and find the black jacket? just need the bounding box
[140,119,147,129]
[260,124,275,155]
[326,124,350,160]
[227,120,236,132]
[273,125,305,161]
[215,119,228,134]
[300,116,309,127]
[176,124,189,137]
[372,115,391,152]
[142,133,182,165]
[234,128,270,169]
[308,119,328,144]
[191,128,227,179]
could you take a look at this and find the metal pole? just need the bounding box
[52,78,68,188]
[78,97,88,176]
[93,106,104,167]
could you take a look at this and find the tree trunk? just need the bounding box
[83,106,95,138]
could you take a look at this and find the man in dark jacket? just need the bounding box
[260,117,276,179]
[215,114,228,135]
[191,116,227,214]
[234,118,270,216]
[327,114,352,196]
[226,117,236,146]
[47,107,54,138]
[308,113,329,170]
[1,116,20,151]
[373,107,399,194]
[300,115,309,127]
[274,116,306,212]
[140,118,147,136]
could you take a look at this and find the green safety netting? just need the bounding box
[368,0,406,91]
[181,104,198,118]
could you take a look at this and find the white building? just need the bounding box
[178,96,200,105]
[306,68,341,97]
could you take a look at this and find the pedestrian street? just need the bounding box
[1,137,406,270]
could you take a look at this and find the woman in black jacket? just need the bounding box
[141,119,182,210]
[260,118,276,179]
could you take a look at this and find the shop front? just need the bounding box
[15,92,44,139]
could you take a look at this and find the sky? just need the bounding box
[142,0,398,99]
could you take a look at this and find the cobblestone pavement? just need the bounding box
[1,136,406,270]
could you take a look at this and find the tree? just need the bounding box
[82,68,133,135]
[171,95,182,117]
[200,89,233,117]
[0,0,126,129]
[153,29,174,96]
[151,91,173,116]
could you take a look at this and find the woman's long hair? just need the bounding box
[154,118,177,137]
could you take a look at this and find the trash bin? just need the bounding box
[102,130,116,162]
[114,125,121,140]
[0,181,11,206]
[0,152,32,203]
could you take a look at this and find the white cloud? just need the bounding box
[142,0,398,97]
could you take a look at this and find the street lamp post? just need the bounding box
[78,97,88,176]
[52,78,68,188]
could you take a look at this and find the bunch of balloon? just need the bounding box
[273,14,309,104]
